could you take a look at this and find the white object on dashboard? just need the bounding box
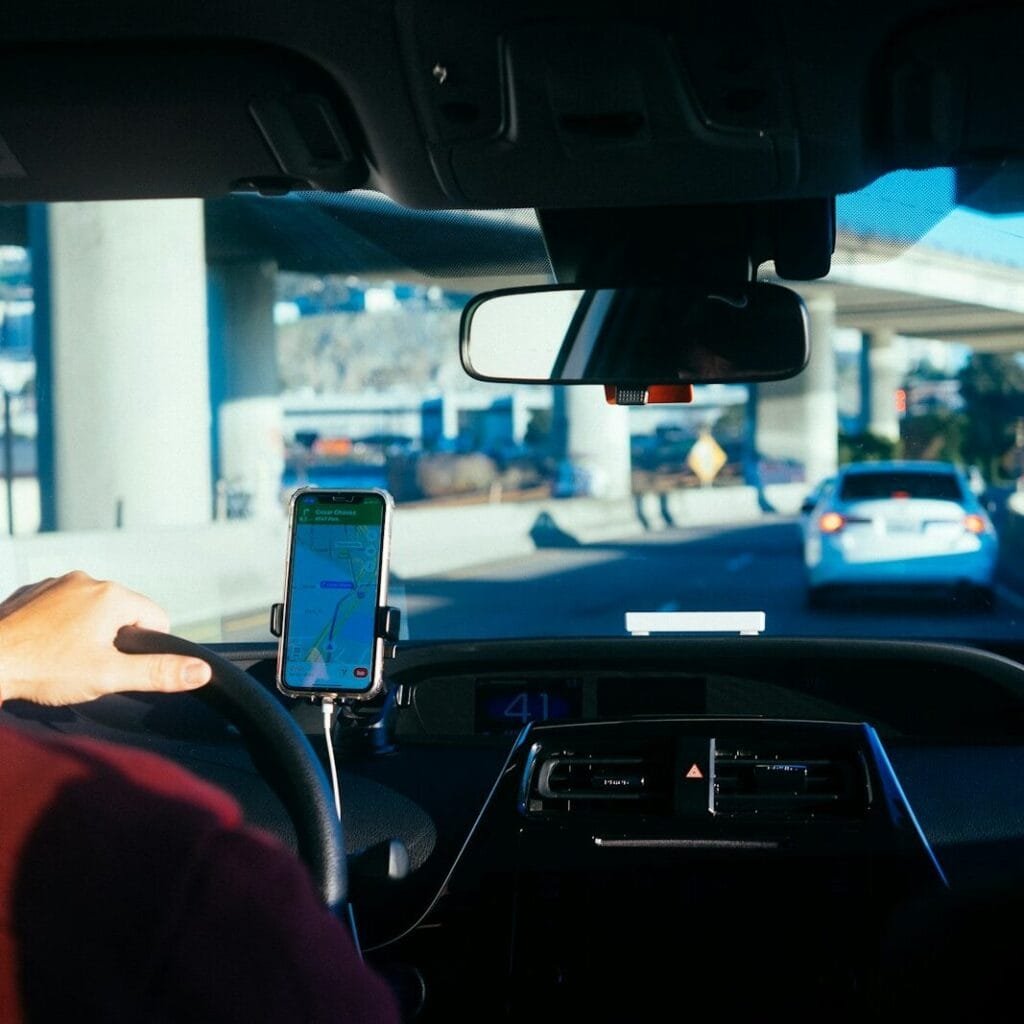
[625,611,765,637]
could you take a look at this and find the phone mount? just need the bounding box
[269,603,401,659]
[270,598,401,712]
[270,600,402,751]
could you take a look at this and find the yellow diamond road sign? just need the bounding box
[686,431,727,485]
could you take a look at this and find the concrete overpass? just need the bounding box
[757,239,1024,480]
[0,196,548,534]
[4,174,1021,530]
[757,170,1024,482]
[0,174,1023,634]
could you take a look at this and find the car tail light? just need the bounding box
[818,512,845,534]
[964,514,988,534]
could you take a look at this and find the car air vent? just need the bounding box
[525,749,671,816]
[713,746,869,818]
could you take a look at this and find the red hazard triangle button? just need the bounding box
[685,763,704,780]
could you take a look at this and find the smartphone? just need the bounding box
[277,487,394,700]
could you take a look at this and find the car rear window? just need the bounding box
[839,472,963,502]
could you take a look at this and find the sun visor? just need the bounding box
[0,44,367,202]
[882,10,1024,168]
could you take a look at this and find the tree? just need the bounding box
[958,352,1024,483]
[900,409,965,463]
[838,432,901,464]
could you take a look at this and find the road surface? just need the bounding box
[397,517,1024,642]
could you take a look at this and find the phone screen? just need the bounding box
[280,490,388,694]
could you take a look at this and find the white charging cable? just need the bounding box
[321,697,342,818]
[321,696,362,958]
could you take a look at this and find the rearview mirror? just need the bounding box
[460,283,809,385]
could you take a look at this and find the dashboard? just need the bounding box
[8,634,1024,1020]
[388,636,1024,742]
[295,635,1024,1019]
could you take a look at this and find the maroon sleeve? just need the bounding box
[5,726,399,1024]
[147,825,400,1024]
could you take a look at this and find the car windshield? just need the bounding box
[3,166,1024,643]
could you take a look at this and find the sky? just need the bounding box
[838,167,1024,269]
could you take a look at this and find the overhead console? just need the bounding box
[393,0,1024,211]
[398,9,799,209]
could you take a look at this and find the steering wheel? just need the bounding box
[116,627,347,912]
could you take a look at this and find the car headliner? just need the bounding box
[0,1,1020,219]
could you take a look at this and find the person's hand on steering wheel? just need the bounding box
[0,570,212,706]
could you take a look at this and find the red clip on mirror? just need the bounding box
[604,384,695,405]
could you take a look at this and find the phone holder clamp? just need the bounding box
[269,603,401,658]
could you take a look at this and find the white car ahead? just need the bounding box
[804,461,998,609]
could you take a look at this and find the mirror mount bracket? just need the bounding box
[538,199,834,287]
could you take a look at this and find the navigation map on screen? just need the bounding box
[283,494,385,691]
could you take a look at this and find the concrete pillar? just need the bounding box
[511,390,531,443]
[564,386,632,499]
[37,201,212,530]
[208,260,283,520]
[754,292,838,487]
[864,328,903,442]
[442,396,459,441]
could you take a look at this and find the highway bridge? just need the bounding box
[1,167,1024,637]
